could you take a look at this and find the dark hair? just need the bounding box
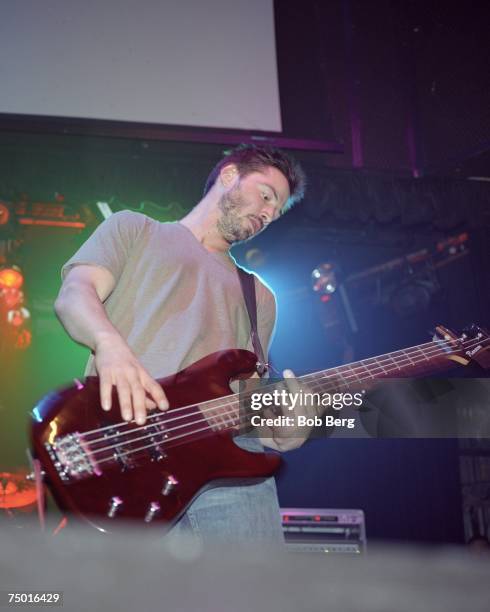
[203,144,306,211]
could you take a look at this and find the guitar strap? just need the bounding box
[236,267,269,377]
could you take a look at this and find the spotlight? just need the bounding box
[312,262,358,334]
[312,263,338,295]
[0,267,24,290]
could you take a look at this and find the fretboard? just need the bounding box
[198,337,460,435]
[294,338,459,396]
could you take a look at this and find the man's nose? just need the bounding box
[259,207,274,225]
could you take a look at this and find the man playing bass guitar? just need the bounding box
[54,144,307,544]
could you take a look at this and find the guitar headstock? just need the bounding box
[435,324,490,370]
[461,325,490,370]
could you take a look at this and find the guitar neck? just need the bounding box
[204,337,461,434]
[294,338,458,396]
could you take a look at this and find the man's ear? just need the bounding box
[219,164,239,188]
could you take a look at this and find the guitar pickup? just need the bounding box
[103,427,135,472]
[146,423,168,462]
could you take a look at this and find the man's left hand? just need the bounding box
[259,369,319,452]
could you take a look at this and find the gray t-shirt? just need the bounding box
[61,211,276,379]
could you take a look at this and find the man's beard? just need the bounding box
[216,185,255,245]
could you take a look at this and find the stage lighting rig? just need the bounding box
[311,262,358,334]
[343,232,469,318]
[311,263,338,296]
[0,264,31,350]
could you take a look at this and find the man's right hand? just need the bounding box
[55,264,169,426]
[94,332,169,425]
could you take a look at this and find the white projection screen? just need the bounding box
[0,0,282,132]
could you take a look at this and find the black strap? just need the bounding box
[236,267,269,376]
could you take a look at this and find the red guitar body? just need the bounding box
[30,349,281,532]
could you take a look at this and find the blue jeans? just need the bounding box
[165,436,284,546]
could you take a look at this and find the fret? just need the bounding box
[385,353,401,372]
[300,372,324,393]
[321,377,341,395]
[228,401,241,428]
[373,357,389,375]
[344,363,363,384]
[413,346,430,362]
[205,398,238,431]
[181,328,480,442]
[301,370,329,391]
[329,367,351,390]
[207,338,466,436]
[362,357,384,377]
[385,350,402,367]
[397,346,435,375]
[305,374,325,394]
[400,349,415,366]
[308,369,347,394]
[352,361,375,380]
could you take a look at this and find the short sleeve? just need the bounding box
[61,210,149,283]
[254,275,277,360]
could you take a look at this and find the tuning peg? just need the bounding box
[463,324,486,340]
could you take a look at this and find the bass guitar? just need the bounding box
[30,324,490,531]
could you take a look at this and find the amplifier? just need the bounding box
[281,508,366,555]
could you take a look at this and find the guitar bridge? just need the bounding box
[45,432,101,482]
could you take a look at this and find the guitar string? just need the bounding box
[92,345,465,467]
[89,354,487,467]
[84,337,486,464]
[78,335,462,442]
[86,345,459,460]
[95,414,264,468]
[81,338,459,451]
[80,336,479,453]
